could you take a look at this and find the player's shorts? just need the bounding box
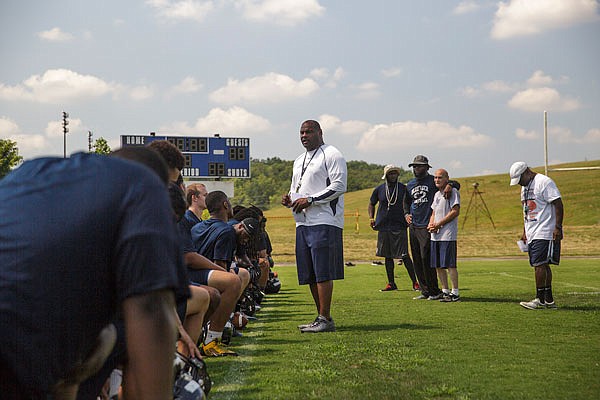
[430,240,457,269]
[528,239,560,267]
[295,224,344,285]
[187,269,214,285]
[376,230,409,258]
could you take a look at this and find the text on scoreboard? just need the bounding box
[120,135,250,178]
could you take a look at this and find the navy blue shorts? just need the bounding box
[528,239,560,267]
[295,225,344,284]
[430,241,457,269]
[187,268,212,285]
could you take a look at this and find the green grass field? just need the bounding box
[262,160,600,263]
[206,259,600,400]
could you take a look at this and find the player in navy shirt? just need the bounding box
[404,155,459,300]
[0,149,181,399]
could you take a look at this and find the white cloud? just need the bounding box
[482,80,517,93]
[583,128,600,143]
[508,87,580,112]
[129,85,155,101]
[309,67,344,88]
[515,128,539,140]
[460,80,518,98]
[0,116,20,136]
[526,70,569,87]
[381,67,402,78]
[0,117,61,156]
[234,0,325,26]
[318,114,371,136]
[351,82,381,100]
[146,0,215,22]
[453,1,480,15]
[161,106,271,136]
[0,69,114,103]
[169,77,203,96]
[459,86,481,98]
[491,0,600,40]
[449,160,463,170]
[209,72,319,105]
[45,118,85,138]
[357,120,492,151]
[549,126,600,144]
[37,27,74,42]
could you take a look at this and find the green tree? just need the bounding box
[93,137,111,155]
[0,138,23,179]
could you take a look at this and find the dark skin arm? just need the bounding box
[552,198,564,241]
[121,290,177,400]
[184,251,227,272]
[368,202,376,229]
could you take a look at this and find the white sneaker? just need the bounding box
[300,316,336,333]
[519,298,546,310]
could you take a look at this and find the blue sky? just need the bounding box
[1,0,599,177]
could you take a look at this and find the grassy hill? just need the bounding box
[264,160,600,263]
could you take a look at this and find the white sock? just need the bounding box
[452,289,459,296]
[442,289,450,294]
[204,329,223,345]
[108,369,122,398]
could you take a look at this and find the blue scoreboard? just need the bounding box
[120,134,250,179]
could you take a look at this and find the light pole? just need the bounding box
[62,111,69,158]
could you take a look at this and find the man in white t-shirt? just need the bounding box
[281,120,347,333]
[509,162,564,310]
[428,169,461,302]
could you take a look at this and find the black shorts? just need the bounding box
[376,230,409,258]
[528,239,561,267]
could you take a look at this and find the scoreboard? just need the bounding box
[120,134,250,179]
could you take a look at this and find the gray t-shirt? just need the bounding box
[430,188,460,241]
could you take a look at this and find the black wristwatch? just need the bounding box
[307,196,313,205]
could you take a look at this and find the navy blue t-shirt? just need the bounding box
[0,153,182,393]
[183,209,201,229]
[190,218,236,269]
[370,182,408,231]
[404,174,438,227]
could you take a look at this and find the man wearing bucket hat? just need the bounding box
[509,162,564,310]
[368,164,418,292]
[403,155,459,300]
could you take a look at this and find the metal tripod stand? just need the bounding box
[461,182,495,230]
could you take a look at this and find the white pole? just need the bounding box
[544,111,548,175]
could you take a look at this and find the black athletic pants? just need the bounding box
[409,225,441,297]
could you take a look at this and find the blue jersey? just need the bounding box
[404,174,438,227]
[183,209,201,229]
[370,182,408,231]
[191,218,236,269]
[0,153,182,393]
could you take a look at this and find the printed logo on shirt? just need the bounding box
[411,185,429,206]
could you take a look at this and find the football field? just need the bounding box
[206,258,600,400]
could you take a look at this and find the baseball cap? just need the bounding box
[408,155,431,168]
[509,161,528,186]
[241,217,259,237]
[381,164,402,179]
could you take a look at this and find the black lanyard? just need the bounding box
[296,145,321,193]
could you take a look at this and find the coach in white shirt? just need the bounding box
[282,120,347,333]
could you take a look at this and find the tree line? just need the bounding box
[232,158,412,209]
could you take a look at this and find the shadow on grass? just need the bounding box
[558,304,600,311]
[337,322,437,332]
[462,296,521,303]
